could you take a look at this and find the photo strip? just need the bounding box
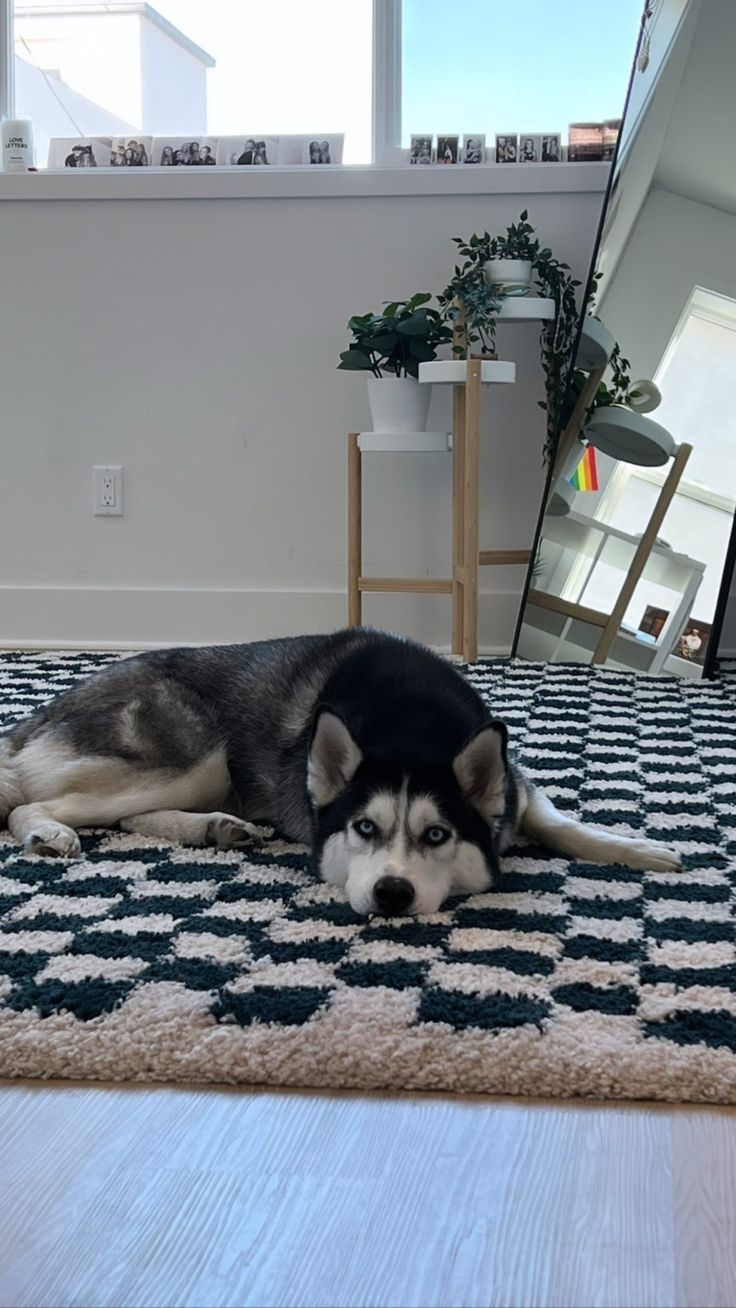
[111,137,153,167]
[48,137,112,168]
[519,134,542,163]
[462,134,485,164]
[301,136,344,165]
[541,133,562,162]
[495,134,518,163]
[217,137,279,165]
[152,138,218,166]
[437,135,459,165]
[409,135,434,165]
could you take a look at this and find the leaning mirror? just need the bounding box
[513,0,736,680]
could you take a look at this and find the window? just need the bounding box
[3,0,643,169]
[580,289,736,632]
[400,0,644,148]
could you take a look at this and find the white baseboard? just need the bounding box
[0,586,518,654]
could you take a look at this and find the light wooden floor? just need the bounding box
[1,1081,735,1308]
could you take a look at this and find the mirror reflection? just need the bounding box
[515,0,736,679]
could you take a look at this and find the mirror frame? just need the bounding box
[509,4,677,667]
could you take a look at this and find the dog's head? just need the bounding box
[307,709,508,916]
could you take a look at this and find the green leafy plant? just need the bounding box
[561,343,640,428]
[337,294,452,379]
[440,212,583,462]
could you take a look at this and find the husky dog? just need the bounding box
[0,630,681,916]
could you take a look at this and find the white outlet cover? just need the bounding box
[93,465,123,516]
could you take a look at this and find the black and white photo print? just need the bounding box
[519,134,542,162]
[541,133,562,161]
[152,138,218,167]
[495,134,518,163]
[301,135,344,165]
[437,135,459,164]
[48,137,112,168]
[111,137,152,167]
[409,135,434,164]
[217,136,279,166]
[462,134,485,164]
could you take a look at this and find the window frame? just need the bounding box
[0,0,611,192]
[4,0,397,161]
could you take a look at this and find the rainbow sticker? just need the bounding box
[569,444,599,492]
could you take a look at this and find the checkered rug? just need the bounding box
[1,649,735,1103]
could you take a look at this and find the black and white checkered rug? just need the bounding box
[1,649,735,1103]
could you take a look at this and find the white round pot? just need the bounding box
[366,376,431,433]
[483,258,533,294]
[626,379,662,414]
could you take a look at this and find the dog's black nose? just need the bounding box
[373,875,415,915]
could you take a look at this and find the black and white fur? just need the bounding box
[0,630,681,916]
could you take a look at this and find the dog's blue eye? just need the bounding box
[425,825,450,845]
[354,819,376,839]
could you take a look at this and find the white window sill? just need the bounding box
[0,161,610,201]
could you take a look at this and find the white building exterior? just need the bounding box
[14,1,214,163]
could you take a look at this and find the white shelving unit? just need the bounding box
[522,508,705,673]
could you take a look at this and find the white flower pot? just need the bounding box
[483,258,533,294]
[366,376,431,433]
[626,379,661,414]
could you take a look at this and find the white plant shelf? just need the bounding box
[496,297,555,321]
[358,431,452,453]
[418,360,516,386]
[584,405,674,466]
[577,316,616,370]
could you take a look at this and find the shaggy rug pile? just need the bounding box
[0,649,735,1103]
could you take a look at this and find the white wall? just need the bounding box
[601,185,736,377]
[0,187,603,648]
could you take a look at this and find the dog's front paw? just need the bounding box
[25,822,81,858]
[206,814,264,851]
[627,839,682,873]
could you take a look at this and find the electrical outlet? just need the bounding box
[93,465,123,516]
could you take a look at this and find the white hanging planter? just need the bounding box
[584,404,674,467]
[483,258,533,294]
[366,375,431,433]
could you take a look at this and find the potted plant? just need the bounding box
[562,343,659,425]
[440,212,583,461]
[483,211,537,292]
[337,293,451,432]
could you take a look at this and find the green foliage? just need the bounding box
[561,343,635,428]
[337,293,451,379]
[440,211,583,462]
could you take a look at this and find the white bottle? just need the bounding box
[1,116,35,172]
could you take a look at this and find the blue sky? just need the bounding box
[403,0,644,141]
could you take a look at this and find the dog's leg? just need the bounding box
[6,747,234,858]
[521,788,682,873]
[120,810,263,850]
[8,803,82,858]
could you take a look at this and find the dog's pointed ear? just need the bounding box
[453,720,508,818]
[308,709,362,807]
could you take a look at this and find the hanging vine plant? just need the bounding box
[438,211,583,463]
